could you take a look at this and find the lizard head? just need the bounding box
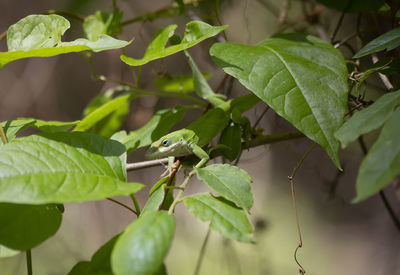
[145,129,196,159]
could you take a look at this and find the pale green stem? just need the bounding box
[168,171,196,215]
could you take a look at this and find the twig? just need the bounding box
[106,198,138,215]
[126,131,305,172]
[46,10,84,21]
[168,170,196,214]
[287,143,316,274]
[330,0,352,43]
[0,30,7,42]
[0,123,8,144]
[253,106,269,128]
[278,0,289,25]
[371,54,394,91]
[159,160,181,210]
[194,226,211,275]
[26,249,32,275]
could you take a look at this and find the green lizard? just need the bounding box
[145,129,209,169]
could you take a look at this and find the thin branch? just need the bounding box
[0,123,8,144]
[287,143,316,274]
[159,160,181,210]
[106,198,138,215]
[126,131,305,172]
[330,0,352,43]
[26,249,32,275]
[253,106,269,128]
[194,226,212,275]
[0,30,7,42]
[371,54,394,91]
[46,10,84,21]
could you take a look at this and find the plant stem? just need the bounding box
[130,194,141,216]
[168,171,196,215]
[107,198,137,215]
[26,249,32,275]
[194,226,211,275]
[0,123,7,144]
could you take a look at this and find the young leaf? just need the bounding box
[211,34,348,169]
[0,203,62,250]
[316,0,386,12]
[120,21,227,66]
[335,90,400,147]
[74,94,131,135]
[83,9,123,41]
[354,28,400,58]
[187,108,230,147]
[111,211,175,275]
[184,193,253,242]
[0,15,131,69]
[120,106,186,153]
[0,119,35,144]
[0,245,20,258]
[195,164,253,211]
[218,122,242,161]
[353,107,400,203]
[0,132,143,204]
[68,234,119,275]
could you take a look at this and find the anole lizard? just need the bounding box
[145,129,209,169]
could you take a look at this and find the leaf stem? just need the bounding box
[168,171,196,215]
[130,195,141,216]
[26,249,32,275]
[107,198,138,216]
[0,123,8,144]
[0,30,7,42]
[194,226,211,275]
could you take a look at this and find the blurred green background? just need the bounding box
[0,0,399,274]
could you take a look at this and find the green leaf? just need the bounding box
[155,73,210,93]
[185,51,215,100]
[368,58,400,75]
[184,193,253,242]
[142,178,170,216]
[120,106,186,153]
[218,123,242,161]
[316,0,386,12]
[0,15,131,69]
[211,34,348,169]
[1,119,35,144]
[7,14,70,51]
[335,90,400,148]
[0,132,143,204]
[74,94,131,135]
[111,211,175,275]
[0,203,62,250]
[196,164,253,211]
[354,28,400,58]
[187,108,230,147]
[353,107,400,202]
[229,94,260,114]
[30,119,80,133]
[121,21,227,66]
[83,9,123,41]
[0,245,20,258]
[68,234,119,275]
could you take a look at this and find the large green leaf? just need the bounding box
[354,28,400,58]
[185,50,214,100]
[74,94,131,134]
[211,34,348,169]
[0,203,62,250]
[0,132,143,204]
[335,90,400,148]
[1,119,35,144]
[111,211,175,275]
[121,21,227,66]
[353,107,400,202]
[0,15,130,69]
[119,106,186,153]
[68,234,119,275]
[184,193,253,242]
[0,245,19,258]
[1,118,79,144]
[316,0,386,12]
[187,108,230,147]
[196,164,253,211]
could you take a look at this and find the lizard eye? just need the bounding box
[161,139,171,147]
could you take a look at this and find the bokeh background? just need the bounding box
[0,0,399,274]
